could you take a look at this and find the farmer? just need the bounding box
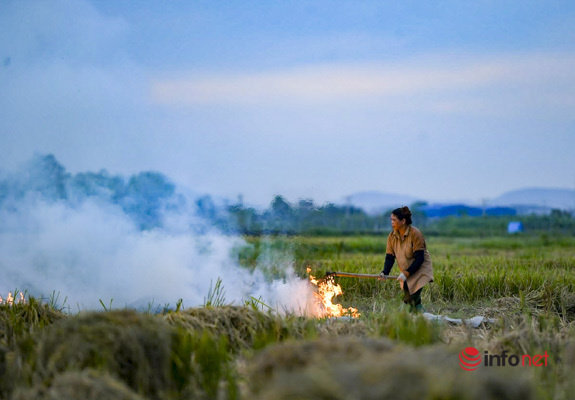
[379,206,433,312]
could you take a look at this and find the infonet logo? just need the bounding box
[458,347,549,371]
[459,347,481,371]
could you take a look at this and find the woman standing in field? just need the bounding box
[379,206,433,312]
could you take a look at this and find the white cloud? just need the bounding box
[150,52,575,116]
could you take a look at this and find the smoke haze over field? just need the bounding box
[0,155,316,312]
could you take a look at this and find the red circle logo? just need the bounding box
[458,347,481,371]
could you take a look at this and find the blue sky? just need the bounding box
[1,0,574,205]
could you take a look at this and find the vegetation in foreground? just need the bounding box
[1,235,575,399]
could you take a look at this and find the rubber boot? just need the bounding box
[414,304,426,313]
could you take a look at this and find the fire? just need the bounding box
[0,291,26,306]
[306,267,360,318]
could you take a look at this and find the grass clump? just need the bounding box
[164,306,316,352]
[246,338,534,400]
[373,310,443,346]
[165,306,277,351]
[11,369,147,400]
[0,297,67,398]
[0,297,66,349]
[15,310,195,400]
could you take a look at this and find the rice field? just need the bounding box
[2,235,575,399]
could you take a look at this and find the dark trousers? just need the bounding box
[402,281,423,311]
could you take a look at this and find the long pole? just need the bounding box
[327,271,398,280]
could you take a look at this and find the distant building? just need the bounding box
[507,221,524,234]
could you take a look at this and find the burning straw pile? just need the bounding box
[306,268,360,318]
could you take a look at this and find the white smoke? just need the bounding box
[0,192,317,314]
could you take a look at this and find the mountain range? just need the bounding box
[340,188,575,215]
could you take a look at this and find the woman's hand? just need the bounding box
[397,272,407,282]
[378,271,386,281]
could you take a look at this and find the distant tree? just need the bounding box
[122,172,176,229]
[271,195,292,217]
[297,199,315,213]
[411,201,428,210]
[27,154,70,200]
[410,201,428,227]
[69,170,125,203]
[228,205,261,234]
[196,195,217,220]
[126,172,175,201]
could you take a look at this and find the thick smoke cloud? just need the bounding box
[0,154,316,313]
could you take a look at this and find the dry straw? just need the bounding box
[14,310,194,400]
[247,337,535,400]
[11,370,147,400]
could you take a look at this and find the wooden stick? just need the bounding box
[327,271,398,280]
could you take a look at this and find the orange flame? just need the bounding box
[306,268,360,318]
[0,291,26,306]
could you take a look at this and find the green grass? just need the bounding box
[235,235,575,317]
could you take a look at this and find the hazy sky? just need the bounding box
[1,0,574,206]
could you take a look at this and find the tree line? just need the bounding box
[197,195,575,237]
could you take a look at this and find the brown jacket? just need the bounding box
[386,225,433,295]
